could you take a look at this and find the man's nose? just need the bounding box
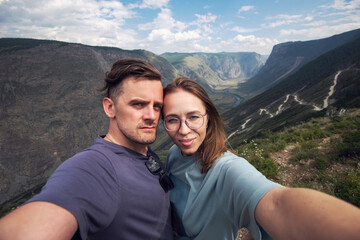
[143,106,157,120]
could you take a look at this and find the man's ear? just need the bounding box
[103,97,115,118]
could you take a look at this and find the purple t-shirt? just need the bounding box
[28,136,173,240]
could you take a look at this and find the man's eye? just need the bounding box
[154,105,162,111]
[133,103,143,107]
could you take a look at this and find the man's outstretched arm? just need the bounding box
[0,201,78,240]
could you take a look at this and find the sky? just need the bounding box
[0,0,359,55]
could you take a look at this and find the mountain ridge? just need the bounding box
[237,28,360,98]
[161,51,265,90]
[1,28,360,207]
[224,35,360,145]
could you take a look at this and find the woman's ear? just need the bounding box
[103,97,115,118]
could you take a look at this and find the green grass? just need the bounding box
[232,108,360,206]
[334,170,360,207]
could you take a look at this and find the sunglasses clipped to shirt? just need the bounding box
[145,156,174,192]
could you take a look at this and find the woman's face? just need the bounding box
[163,89,208,156]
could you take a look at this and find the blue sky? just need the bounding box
[0,0,359,55]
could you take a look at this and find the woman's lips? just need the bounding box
[179,138,194,147]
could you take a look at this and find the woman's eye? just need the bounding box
[167,118,179,123]
[189,115,200,120]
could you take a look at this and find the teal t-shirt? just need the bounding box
[166,145,281,240]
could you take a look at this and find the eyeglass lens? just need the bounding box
[164,113,205,132]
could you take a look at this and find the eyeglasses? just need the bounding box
[163,113,207,132]
[145,156,174,192]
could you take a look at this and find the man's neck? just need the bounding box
[104,133,148,156]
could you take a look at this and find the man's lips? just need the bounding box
[140,125,156,131]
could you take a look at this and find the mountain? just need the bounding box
[1,29,360,209]
[238,28,360,99]
[160,52,265,90]
[0,38,177,205]
[224,36,360,146]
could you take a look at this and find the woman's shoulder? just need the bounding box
[214,151,258,172]
[217,151,246,164]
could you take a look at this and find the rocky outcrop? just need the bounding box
[239,28,360,96]
[160,52,265,89]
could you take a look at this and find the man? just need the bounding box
[0,59,173,240]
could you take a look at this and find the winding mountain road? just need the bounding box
[228,70,342,139]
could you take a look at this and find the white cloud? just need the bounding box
[263,14,311,28]
[238,5,255,13]
[189,13,218,35]
[137,8,207,52]
[0,0,139,48]
[0,0,358,55]
[279,22,360,39]
[302,20,327,27]
[130,0,169,9]
[271,14,303,20]
[139,9,219,53]
[232,26,258,33]
[217,34,279,54]
[147,29,200,42]
[145,0,168,9]
[138,8,186,31]
[193,13,217,25]
[322,0,360,10]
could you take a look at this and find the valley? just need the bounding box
[1,28,360,217]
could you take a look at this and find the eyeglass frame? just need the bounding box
[145,155,174,192]
[163,112,207,132]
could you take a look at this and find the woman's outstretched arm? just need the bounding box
[255,187,360,240]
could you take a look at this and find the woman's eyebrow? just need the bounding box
[165,111,202,118]
[164,113,179,118]
[186,111,202,115]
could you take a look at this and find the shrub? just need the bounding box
[334,170,360,207]
[247,155,279,180]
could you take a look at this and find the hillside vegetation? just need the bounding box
[234,108,360,207]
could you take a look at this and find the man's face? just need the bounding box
[111,77,163,151]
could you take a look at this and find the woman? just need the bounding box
[162,77,360,240]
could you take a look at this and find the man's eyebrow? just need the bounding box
[129,98,149,104]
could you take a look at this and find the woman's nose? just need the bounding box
[178,120,191,135]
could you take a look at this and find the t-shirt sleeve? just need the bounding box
[215,153,281,240]
[27,149,119,240]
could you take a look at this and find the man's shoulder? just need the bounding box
[59,140,116,170]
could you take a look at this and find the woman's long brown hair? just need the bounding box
[163,77,229,174]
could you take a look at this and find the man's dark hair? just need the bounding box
[99,58,162,101]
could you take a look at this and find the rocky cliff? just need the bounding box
[160,52,265,89]
[238,28,360,98]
